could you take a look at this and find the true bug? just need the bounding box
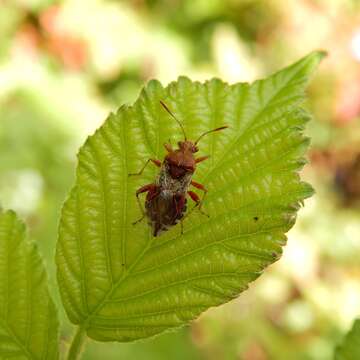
[129,101,228,237]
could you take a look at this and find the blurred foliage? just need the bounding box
[0,0,360,359]
[334,318,360,360]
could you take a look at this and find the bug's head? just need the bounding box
[178,140,199,153]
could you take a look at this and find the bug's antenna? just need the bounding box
[195,126,228,145]
[160,101,187,140]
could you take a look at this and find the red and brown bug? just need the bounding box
[129,101,228,237]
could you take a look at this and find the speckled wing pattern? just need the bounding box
[56,52,325,342]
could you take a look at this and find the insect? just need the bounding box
[129,101,228,237]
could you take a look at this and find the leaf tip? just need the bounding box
[305,49,328,71]
[315,49,328,60]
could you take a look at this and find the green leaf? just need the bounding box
[56,51,325,342]
[335,319,360,360]
[0,210,59,359]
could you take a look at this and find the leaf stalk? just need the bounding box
[67,326,86,360]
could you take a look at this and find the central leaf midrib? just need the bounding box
[81,210,157,330]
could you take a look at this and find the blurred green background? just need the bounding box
[1,0,360,359]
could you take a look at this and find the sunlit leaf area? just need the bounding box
[1,1,360,359]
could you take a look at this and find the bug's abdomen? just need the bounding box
[145,190,187,237]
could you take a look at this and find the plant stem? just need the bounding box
[67,326,86,360]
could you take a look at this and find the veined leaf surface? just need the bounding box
[335,319,360,360]
[0,210,59,359]
[56,51,325,342]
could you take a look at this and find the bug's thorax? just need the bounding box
[155,141,196,194]
[157,161,193,194]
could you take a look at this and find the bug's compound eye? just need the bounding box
[178,141,183,148]
[193,145,199,153]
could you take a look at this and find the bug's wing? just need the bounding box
[146,191,186,236]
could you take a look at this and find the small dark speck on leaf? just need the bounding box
[253,216,259,221]
[271,252,277,258]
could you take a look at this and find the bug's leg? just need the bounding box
[190,180,208,210]
[188,190,209,218]
[195,155,210,164]
[172,195,186,235]
[180,220,184,235]
[128,159,161,176]
[133,184,156,225]
[173,194,185,216]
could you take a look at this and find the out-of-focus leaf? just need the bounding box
[56,51,325,342]
[335,319,360,360]
[0,210,59,359]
